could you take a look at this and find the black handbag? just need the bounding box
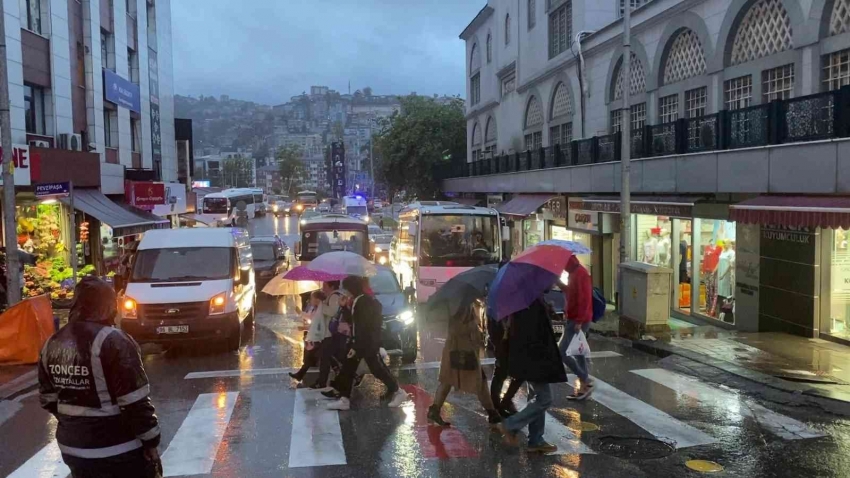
[450,350,478,370]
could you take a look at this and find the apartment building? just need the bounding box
[8,0,176,193]
[452,0,850,345]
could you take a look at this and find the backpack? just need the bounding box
[591,287,606,322]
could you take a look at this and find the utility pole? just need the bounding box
[369,114,375,197]
[618,0,632,311]
[0,10,20,306]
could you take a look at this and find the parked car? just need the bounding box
[250,235,289,289]
[372,265,417,363]
[119,228,255,351]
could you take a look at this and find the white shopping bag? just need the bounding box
[565,330,591,357]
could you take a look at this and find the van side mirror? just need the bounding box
[501,225,510,240]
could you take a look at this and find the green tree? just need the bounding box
[276,145,306,196]
[373,95,465,199]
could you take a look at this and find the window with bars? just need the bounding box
[549,123,573,146]
[658,94,678,124]
[524,131,542,151]
[631,103,646,132]
[549,1,571,59]
[611,109,623,133]
[528,0,536,29]
[471,74,480,106]
[685,87,707,118]
[619,0,648,18]
[762,64,794,102]
[725,75,752,110]
[823,49,850,91]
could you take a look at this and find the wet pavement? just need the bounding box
[2,215,850,477]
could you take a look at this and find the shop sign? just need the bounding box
[579,199,692,218]
[760,224,816,265]
[126,181,166,210]
[567,197,599,232]
[103,69,141,113]
[546,196,567,220]
[35,181,70,198]
[0,144,39,186]
[153,182,188,217]
[191,180,211,188]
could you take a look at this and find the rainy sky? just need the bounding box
[171,0,483,105]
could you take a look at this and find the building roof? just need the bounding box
[459,5,494,40]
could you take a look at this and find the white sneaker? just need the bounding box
[387,389,409,408]
[326,397,350,410]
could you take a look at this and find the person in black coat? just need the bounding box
[496,295,567,454]
[324,276,409,410]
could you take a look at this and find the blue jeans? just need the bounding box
[559,321,591,382]
[503,382,552,446]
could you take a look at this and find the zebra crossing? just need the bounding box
[3,361,826,477]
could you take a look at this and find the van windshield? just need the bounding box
[131,247,233,282]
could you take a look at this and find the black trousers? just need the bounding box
[490,339,523,409]
[65,449,161,478]
[293,342,323,379]
[336,351,398,398]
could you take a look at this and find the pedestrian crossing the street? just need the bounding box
[3,364,826,477]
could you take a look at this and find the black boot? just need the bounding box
[288,372,304,382]
[487,409,503,426]
[427,405,451,427]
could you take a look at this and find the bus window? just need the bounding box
[203,197,229,214]
[419,215,500,267]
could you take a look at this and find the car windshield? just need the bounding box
[370,269,400,295]
[420,214,500,267]
[203,197,228,214]
[347,206,368,216]
[131,247,232,282]
[302,230,368,259]
[251,243,276,261]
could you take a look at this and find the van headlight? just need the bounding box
[374,245,382,253]
[209,292,227,315]
[399,310,414,326]
[122,297,138,319]
[379,256,387,265]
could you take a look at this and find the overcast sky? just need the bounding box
[171,0,482,105]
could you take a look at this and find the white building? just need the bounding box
[4,0,176,193]
[453,0,850,343]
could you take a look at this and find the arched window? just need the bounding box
[485,117,497,143]
[613,52,646,100]
[729,0,792,66]
[472,122,481,146]
[830,0,850,36]
[524,96,543,150]
[549,82,573,146]
[470,43,479,71]
[663,29,706,85]
[486,34,492,63]
[505,14,511,45]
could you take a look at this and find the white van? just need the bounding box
[343,195,369,221]
[119,228,255,351]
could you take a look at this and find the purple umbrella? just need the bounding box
[283,266,346,282]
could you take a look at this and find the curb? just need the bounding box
[631,339,850,405]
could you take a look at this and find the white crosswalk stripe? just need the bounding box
[566,373,717,449]
[161,392,239,477]
[631,368,825,440]
[6,440,70,478]
[288,389,346,468]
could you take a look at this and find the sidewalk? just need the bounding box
[591,311,850,404]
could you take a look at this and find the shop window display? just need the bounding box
[829,228,850,340]
[523,219,545,250]
[693,219,736,323]
[636,216,672,267]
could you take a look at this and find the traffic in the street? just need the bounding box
[2,211,848,478]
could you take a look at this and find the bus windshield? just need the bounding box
[420,214,500,267]
[203,197,229,214]
[297,192,318,205]
[347,206,368,216]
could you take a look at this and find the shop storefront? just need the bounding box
[730,196,850,345]
[495,194,557,258]
[565,198,620,301]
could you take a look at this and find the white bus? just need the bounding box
[201,188,258,224]
[391,201,504,304]
[249,188,267,216]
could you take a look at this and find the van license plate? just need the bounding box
[157,326,189,334]
[553,325,564,334]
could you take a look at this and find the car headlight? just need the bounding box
[379,256,387,265]
[300,219,306,225]
[296,204,303,211]
[273,205,278,211]
[399,310,414,326]
[122,297,138,319]
[364,215,370,222]
[209,292,227,315]
[374,245,383,253]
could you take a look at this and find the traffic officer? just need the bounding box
[38,276,162,477]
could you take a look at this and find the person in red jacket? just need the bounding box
[558,255,593,400]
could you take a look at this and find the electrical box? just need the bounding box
[619,262,672,327]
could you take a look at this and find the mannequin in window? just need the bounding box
[679,232,690,284]
[703,240,723,317]
[642,228,660,264]
[657,229,671,267]
[717,240,736,323]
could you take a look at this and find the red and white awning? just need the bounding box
[730,196,850,229]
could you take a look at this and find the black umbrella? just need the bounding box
[427,264,499,320]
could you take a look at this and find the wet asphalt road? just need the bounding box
[3,214,850,477]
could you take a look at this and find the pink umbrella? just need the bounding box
[283,266,346,282]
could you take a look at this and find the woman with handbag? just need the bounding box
[428,299,503,427]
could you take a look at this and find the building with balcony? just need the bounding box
[453,0,850,344]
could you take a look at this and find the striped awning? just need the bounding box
[730,196,850,229]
